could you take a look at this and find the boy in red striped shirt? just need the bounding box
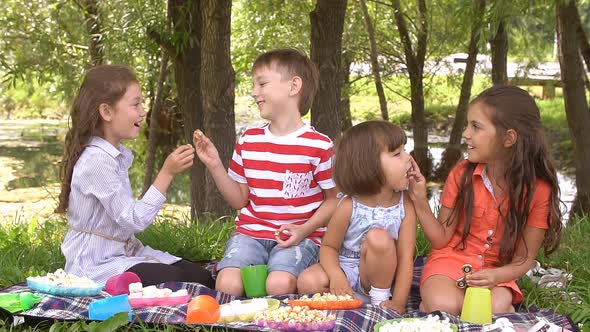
[194,48,338,296]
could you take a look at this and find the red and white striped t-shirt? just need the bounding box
[228,123,336,244]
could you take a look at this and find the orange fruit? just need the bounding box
[186,295,220,324]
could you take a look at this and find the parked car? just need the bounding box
[440,53,492,74]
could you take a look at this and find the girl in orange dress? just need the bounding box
[407,86,563,315]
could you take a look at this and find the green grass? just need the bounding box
[0,214,234,289]
[0,213,234,332]
[1,212,588,331]
[519,216,590,328]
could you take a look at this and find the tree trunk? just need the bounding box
[491,20,508,86]
[391,0,430,177]
[310,0,348,140]
[572,2,590,92]
[573,3,590,73]
[556,0,590,218]
[436,0,485,181]
[80,0,104,66]
[169,0,206,219]
[340,50,353,132]
[143,50,169,195]
[201,0,235,217]
[359,0,388,121]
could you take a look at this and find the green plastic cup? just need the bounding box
[240,264,267,298]
[460,287,492,325]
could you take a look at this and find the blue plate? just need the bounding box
[27,278,104,297]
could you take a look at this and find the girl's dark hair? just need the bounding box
[334,120,407,196]
[56,65,138,213]
[449,85,562,264]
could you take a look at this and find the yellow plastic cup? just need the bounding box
[460,287,492,325]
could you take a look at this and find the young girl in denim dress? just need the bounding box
[297,120,416,314]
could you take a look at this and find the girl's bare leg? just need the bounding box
[296,263,330,294]
[420,275,464,315]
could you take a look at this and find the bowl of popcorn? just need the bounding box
[218,298,280,323]
[253,305,336,331]
[27,269,103,297]
[374,316,458,332]
[288,292,363,310]
[127,282,190,308]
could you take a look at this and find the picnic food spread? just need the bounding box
[374,316,457,332]
[127,282,189,307]
[253,305,336,331]
[28,269,96,288]
[218,298,280,323]
[288,292,363,310]
[26,269,104,296]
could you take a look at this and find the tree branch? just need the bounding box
[147,28,178,62]
[391,0,416,72]
[416,0,428,67]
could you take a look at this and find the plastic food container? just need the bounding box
[218,298,280,323]
[254,319,336,331]
[128,294,191,308]
[26,278,104,297]
[289,298,362,310]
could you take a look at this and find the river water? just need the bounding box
[0,119,577,221]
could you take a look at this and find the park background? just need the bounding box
[0,0,589,330]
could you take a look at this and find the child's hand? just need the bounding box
[329,275,354,296]
[274,224,306,248]
[380,300,406,314]
[193,129,221,168]
[466,268,498,288]
[407,157,427,203]
[161,144,195,176]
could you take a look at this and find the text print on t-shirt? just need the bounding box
[282,170,313,199]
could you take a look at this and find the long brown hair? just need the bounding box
[449,86,563,265]
[56,65,138,213]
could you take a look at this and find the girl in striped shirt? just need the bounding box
[57,65,214,287]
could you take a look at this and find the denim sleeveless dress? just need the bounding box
[338,192,406,294]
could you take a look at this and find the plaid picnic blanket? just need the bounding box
[0,257,579,332]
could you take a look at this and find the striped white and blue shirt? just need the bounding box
[61,136,180,284]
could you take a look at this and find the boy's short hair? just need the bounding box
[334,120,407,196]
[252,48,319,116]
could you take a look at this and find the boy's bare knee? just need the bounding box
[266,271,297,295]
[365,228,395,252]
[215,269,243,296]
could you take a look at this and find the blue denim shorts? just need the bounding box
[216,233,319,277]
[340,256,371,303]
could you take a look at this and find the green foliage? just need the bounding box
[0,212,231,289]
[136,214,235,261]
[0,80,65,119]
[231,0,314,92]
[0,0,166,106]
[0,217,66,288]
[48,312,129,332]
[519,216,590,329]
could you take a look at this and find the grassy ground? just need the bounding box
[0,212,589,331]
